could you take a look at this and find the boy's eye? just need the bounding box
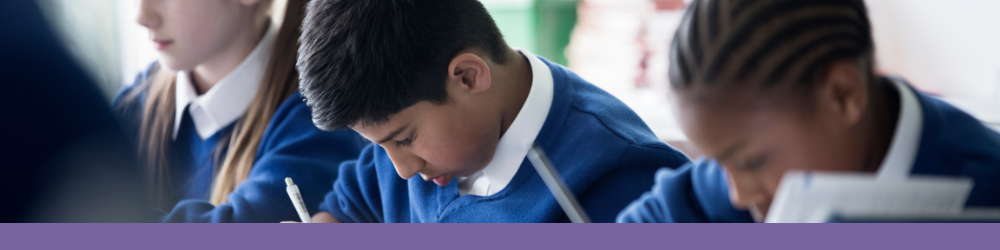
[734,154,767,171]
[395,136,412,147]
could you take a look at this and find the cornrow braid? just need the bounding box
[669,0,874,89]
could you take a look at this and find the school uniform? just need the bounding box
[113,22,368,223]
[316,49,691,223]
[616,76,1000,223]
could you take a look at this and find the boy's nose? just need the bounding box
[384,148,422,179]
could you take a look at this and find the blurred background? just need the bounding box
[37,0,1000,156]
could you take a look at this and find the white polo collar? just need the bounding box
[876,77,924,179]
[173,23,278,140]
[457,49,555,196]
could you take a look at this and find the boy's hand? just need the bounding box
[311,211,340,223]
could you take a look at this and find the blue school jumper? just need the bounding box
[616,78,1000,223]
[316,57,691,223]
[113,64,369,223]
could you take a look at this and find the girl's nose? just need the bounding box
[136,0,161,30]
[726,170,768,210]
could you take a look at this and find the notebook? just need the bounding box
[827,209,1000,223]
[765,171,974,223]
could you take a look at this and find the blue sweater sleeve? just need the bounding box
[162,94,367,223]
[577,143,690,223]
[616,158,755,223]
[320,143,408,223]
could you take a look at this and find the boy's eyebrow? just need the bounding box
[376,125,408,144]
[714,140,746,162]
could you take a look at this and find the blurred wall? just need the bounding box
[32,0,1000,132]
[868,0,1000,101]
[37,0,123,100]
[483,0,578,66]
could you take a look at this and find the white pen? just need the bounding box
[285,177,312,223]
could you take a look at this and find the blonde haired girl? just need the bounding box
[114,0,366,222]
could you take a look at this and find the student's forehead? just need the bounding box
[675,89,769,156]
[352,119,404,138]
[676,87,757,126]
[681,111,750,156]
[350,106,423,139]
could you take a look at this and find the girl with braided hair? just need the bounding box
[618,0,1000,223]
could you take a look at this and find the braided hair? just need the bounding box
[669,0,874,89]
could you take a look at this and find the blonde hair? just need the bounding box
[121,0,309,208]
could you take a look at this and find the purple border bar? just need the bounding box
[1,223,996,249]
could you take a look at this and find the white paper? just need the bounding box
[831,208,1000,222]
[765,171,974,223]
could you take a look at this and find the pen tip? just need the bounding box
[285,177,294,186]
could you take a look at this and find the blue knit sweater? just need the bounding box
[617,79,1000,223]
[317,57,691,223]
[114,65,368,222]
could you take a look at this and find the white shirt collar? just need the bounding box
[457,49,555,196]
[876,77,924,179]
[173,22,278,140]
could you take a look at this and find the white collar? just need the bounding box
[173,23,278,140]
[457,49,554,196]
[876,77,924,179]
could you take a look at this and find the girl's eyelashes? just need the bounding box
[395,136,412,147]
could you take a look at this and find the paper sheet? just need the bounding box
[765,171,973,223]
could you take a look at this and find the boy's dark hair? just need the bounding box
[297,0,510,131]
[668,0,874,89]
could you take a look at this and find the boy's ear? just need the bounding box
[816,60,869,128]
[447,53,492,95]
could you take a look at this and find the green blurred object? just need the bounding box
[483,0,578,66]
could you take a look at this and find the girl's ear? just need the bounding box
[816,60,869,128]
[446,53,492,96]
